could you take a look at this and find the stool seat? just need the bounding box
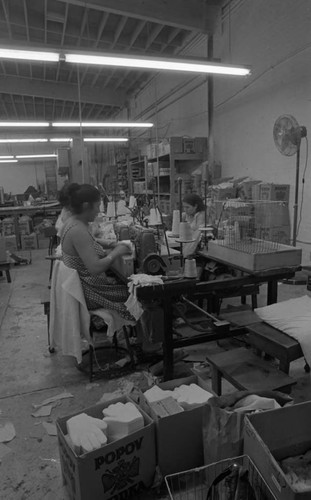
[206,347,296,395]
[221,310,306,374]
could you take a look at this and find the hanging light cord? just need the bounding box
[296,136,309,243]
[77,65,84,182]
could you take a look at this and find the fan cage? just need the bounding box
[206,199,291,254]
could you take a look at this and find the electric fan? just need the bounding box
[273,115,307,246]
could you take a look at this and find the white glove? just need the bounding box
[67,413,108,454]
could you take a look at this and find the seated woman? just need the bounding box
[61,183,134,322]
[182,193,206,230]
[55,182,79,238]
[181,193,206,258]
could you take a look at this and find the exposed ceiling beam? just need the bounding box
[56,0,221,33]
[0,76,126,107]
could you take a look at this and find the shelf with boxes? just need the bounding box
[0,202,60,253]
[145,137,208,213]
[116,158,129,192]
[129,156,148,195]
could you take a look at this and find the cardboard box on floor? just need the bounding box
[20,232,38,250]
[56,395,156,500]
[244,401,311,500]
[4,235,18,252]
[132,374,208,477]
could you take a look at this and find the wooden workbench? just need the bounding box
[135,263,299,380]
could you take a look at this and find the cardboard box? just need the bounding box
[57,396,156,500]
[134,375,207,477]
[4,235,18,252]
[237,179,262,200]
[244,402,311,500]
[37,236,50,249]
[259,183,290,202]
[21,233,38,250]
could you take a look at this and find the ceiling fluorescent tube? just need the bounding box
[0,159,18,163]
[0,48,59,62]
[0,138,48,143]
[0,155,14,159]
[0,122,50,127]
[16,154,57,159]
[65,53,250,76]
[52,122,153,128]
[83,137,128,142]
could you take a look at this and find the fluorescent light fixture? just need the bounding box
[0,47,250,76]
[0,155,14,159]
[49,138,72,142]
[52,122,153,128]
[0,159,18,163]
[83,137,128,142]
[0,122,50,127]
[65,52,250,76]
[0,48,59,62]
[0,138,48,143]
[16,154,57,159]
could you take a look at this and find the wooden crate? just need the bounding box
[207,239,301,272]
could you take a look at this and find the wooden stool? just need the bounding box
[206,347,296,395]
[221,310,307,374]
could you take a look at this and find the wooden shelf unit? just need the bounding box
[146,137,208,213]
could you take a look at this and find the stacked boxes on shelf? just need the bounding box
[20,233,38,250]
[1,217,18,253]
[251,182,290,202]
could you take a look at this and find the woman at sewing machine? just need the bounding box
[182,193,206,257]
[55,182,79,238]
[61,183,134,321]
[182,193,206,230]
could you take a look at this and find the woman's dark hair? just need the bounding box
[182,193,205,212]
[66,183,100,214]
[58,182,79,207]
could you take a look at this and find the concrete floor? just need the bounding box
[0,249,310,499]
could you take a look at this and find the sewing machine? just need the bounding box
[114,224,181,278]
[111,254,135,278]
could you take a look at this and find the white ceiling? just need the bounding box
[0,0,223,133]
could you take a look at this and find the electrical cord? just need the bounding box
[297,136,309,239]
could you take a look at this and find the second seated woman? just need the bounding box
[181,193,206,258]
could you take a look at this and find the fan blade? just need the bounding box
[273,115,299,156]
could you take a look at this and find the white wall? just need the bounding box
[130,0,311,263]
[0,162,48,195]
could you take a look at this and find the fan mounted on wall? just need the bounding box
[273,115,307,246]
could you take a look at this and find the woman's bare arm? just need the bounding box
[69,225,131,275]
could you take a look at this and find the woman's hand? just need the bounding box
[115,242,132,256]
